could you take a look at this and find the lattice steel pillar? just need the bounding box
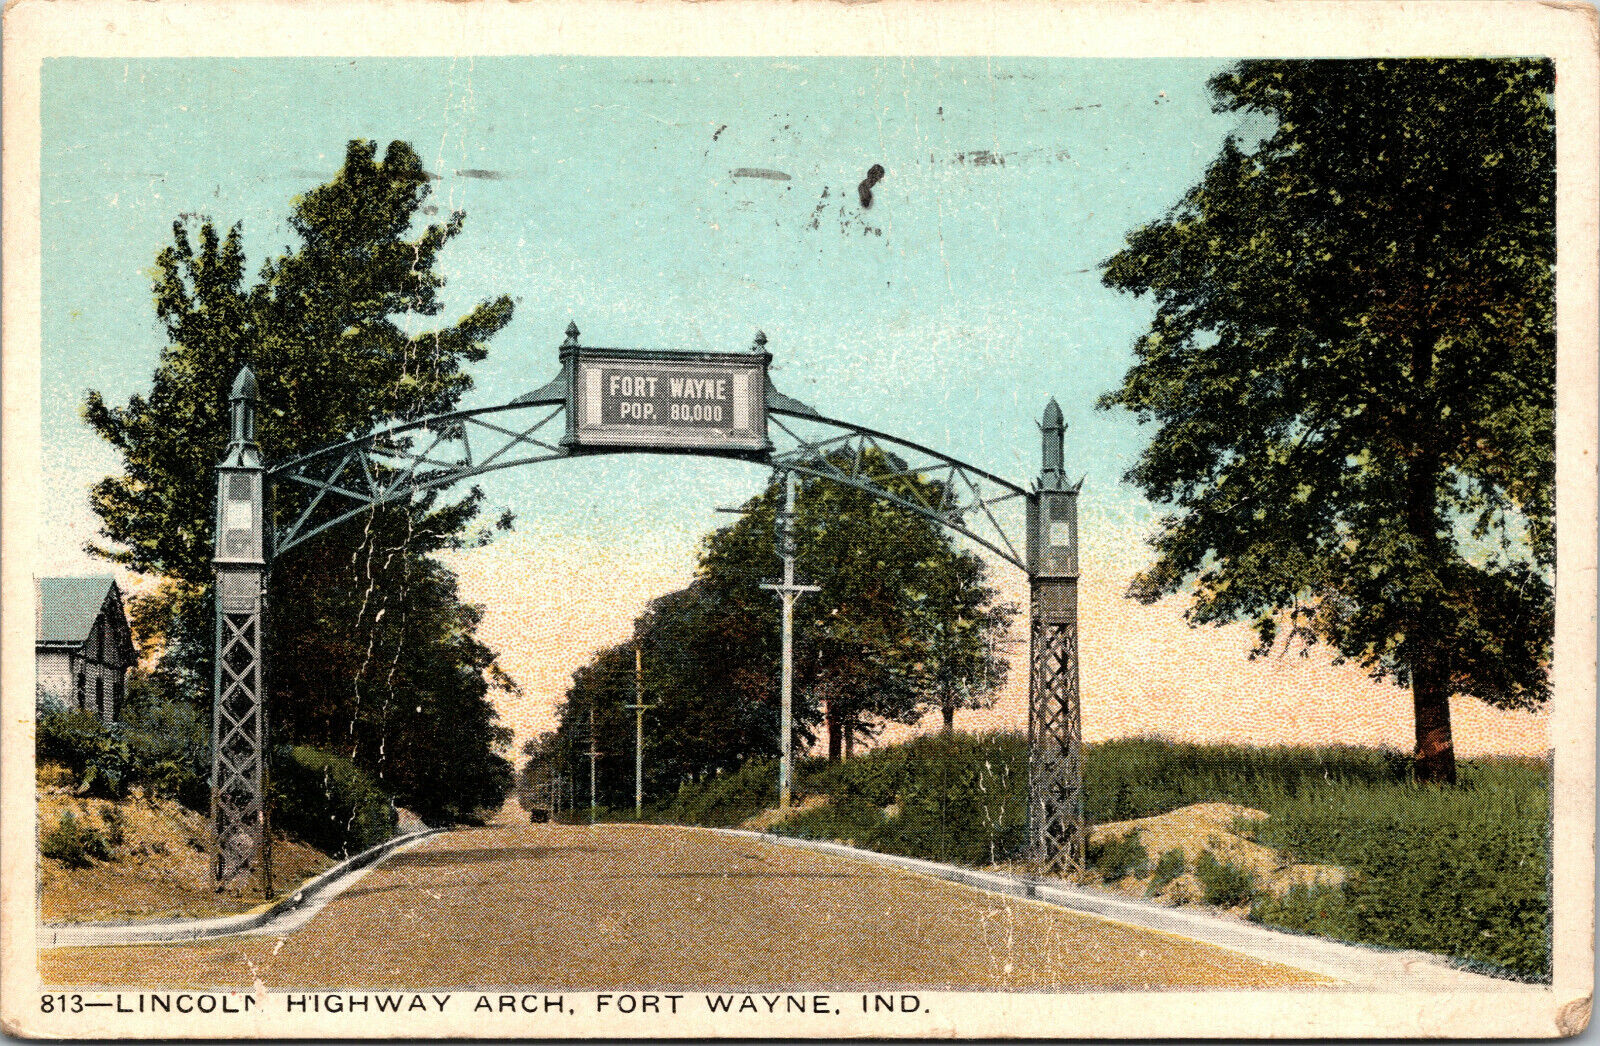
[211,366,272,892]
[1026,398,1087,873]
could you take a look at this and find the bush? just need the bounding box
[654,733,1552,980]
[1084,738,1405,824]
[40,811,112,867]
[1195,851,1257,907]
[270,746,397,858]
[36,689,210,807]
[1090,831,1150,881]
[1088,737,1552,979]
[1147,848,1187,894]
[657,759,782,827]
[1251,883,1357,939]
[36,698,131,799]
[99,806,126,847]
[775,733,1030,865]
[1250,764,1551,980]
[119,684,210,808]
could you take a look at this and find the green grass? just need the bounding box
[646,732,1551,981]
[657,759,784,828]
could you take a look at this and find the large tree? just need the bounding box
[84,139,518,819]
[1099,60,1554,783]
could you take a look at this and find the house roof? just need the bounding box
[35,576,122,646]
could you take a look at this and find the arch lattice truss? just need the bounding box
[269,390,1031,571]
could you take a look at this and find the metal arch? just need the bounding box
[270,399,570,555]
[244,374,1083,874]
[268,397,1035,572]
[766,408,1031,572]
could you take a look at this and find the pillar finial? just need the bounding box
[752,330,768,352]
[1040,397,1065,490]
[228,366,260,449]
[230,365,259,402]
[563,321,581,348]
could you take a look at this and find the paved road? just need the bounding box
[41,811,1323,990]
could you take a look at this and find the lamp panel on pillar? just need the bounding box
[1025,397,1087,874]
[211,366,272,894]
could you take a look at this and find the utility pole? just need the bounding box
[761,470,819,815]
[623,645,654,818]
[586,706,601,825]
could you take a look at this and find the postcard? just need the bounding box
[3,0,1596,1038]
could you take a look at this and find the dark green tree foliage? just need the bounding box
[698,460,1013,759]
[83,140,517,822]
[1099,60,1554,783]
[270,745,398,857]
[553,588,771,812]
[550,460,1014,807]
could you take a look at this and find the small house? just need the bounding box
[35,576,137,723]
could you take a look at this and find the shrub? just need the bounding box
[270,746,397,858]
[1251,765,1551,980]
[1251,883,1357,939]
[1084,737,1404,823]
[654,733,1552,980]
[99,806,126,847]
[771,734,1030,865]
[36,689,210,807]
[1147,848,1187,894]
[1195,851,1257,907]
[36,698,131,799]
[658,759,782,827]
[40,811,112,867]
[119,685,210,808]
[1090,831,1150,881]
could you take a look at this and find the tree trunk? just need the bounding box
[826,703,841,762]
[1405,329,1457,785]
[1412,639,1457,784]
[941,695,955,734]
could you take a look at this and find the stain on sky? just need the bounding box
[730,167,792,181]
[942,145,1074,167]
[456,169,506,181]
[857,164,885,208]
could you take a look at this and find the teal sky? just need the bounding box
[40,56,1247,579]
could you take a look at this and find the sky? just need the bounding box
[37,56,1548,759]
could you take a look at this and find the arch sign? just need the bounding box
[566,344,771,455]
[209,324,1085,891]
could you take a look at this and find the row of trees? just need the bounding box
[84,140,517,825]
[525,462,1015,810]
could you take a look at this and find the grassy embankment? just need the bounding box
[647,734,1551,982]
[36,763,334,923]
[35,701,405,923]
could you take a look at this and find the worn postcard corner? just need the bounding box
[2,0,1596,1039]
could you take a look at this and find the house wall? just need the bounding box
[37,610,131,725]
[80,658,125,724]
[36,649,74,706]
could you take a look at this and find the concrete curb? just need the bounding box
[702,826,1539,992]
[39,827,445,948]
